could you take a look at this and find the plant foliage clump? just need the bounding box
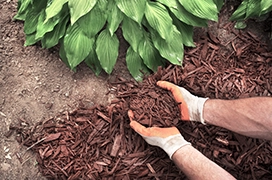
[15,0,222,81]
[230,0,272,20]
[230,0,272,32]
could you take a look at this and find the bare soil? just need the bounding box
[0,0,271,180]
[0,0,130,179]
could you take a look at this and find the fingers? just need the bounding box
[157,81,190,120]
[128,110,148,136]
[129,113,181,138]
[157,81,183,102]
[131,120,180,137]
[130,120,149,136]
[157,81,177,92]
[128,110,134,121]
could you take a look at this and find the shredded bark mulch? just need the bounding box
[8,27,272,179]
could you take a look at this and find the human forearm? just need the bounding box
[172,145,235,180]
[204,97,272,140]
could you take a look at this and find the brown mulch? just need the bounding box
[7,26,272,179]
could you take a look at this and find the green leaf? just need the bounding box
[41,15,69,48]
[230,0,262,20]
[172,17,195,47]
[77,3,107,37]
[244,0,262,18]
[115,0,146,24]
[178,0,218,21]
[59,39,72,69]
[64,24,95,69]
[122,16,144,52]
[96,29,119,74]
[45,0,68,22]
[36,4,69,40]
[23,1,47,34]
[126,46,149,81]
[85,44,102,76]
[230,2,247,20]
[145,1,174,41]
[261,0,272,14]
[151,27,183,65]
[96,0,108,12]
[24,32,40,46]
[107,2,124,36]
[169,1,207,27]
[24,9,40,34]
[68,0,98,25]
[213,0,224,11]
[138,32,165,72]
[14,0,32,20]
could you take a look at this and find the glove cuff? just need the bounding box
[198,98,209,124]
[163,134,191,159]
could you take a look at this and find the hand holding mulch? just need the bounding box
[128,110,191,159]
[157,81,208,124]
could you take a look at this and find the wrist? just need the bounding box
[197,97,209,124]
[162,134,191,159]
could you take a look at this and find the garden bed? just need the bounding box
[9,29,272,179]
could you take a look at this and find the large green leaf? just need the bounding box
[171,15,195,47]
[24,9,40,34]
[122,16,144,52]
[138,32,164,72]
[230,0,261,20]
[64,24,95,69]
[107,2,124,36]
[23,1,47,34]
[36,4,69,40]
[45,0,68,22]
[68,0,98,25]
[178,0,218,21]
[126,46,149,81]
[96,29,119,74]
[77,3,107,37]
[85,43,102,76]
[41,15,69,48]
[24,32,40,46]
[115,0,146,24]
[230,2,247,20]
[96,0,108,12]
[213,0,224,11]
[14,0,32,20]
[169,0,207,27]
[59,39,71,69]
[244,0,262,18]
[145,1,174,41]
[151,28,183,65]
[261,0,272,14]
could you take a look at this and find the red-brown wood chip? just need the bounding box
[10,29,272,179]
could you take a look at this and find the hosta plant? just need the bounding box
[230,0,272,31]
[15,0,222,81]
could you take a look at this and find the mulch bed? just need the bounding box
[7,24,272,179]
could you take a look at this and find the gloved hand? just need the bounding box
[128,110,191,159]
[157,81,208,124]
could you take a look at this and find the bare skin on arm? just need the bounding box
[203,97,272,140]
[172,145,236,180]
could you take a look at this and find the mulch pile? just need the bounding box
[7,25,272,179]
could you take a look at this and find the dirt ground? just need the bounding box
[0,0,271,180]
[0,0,131,179]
